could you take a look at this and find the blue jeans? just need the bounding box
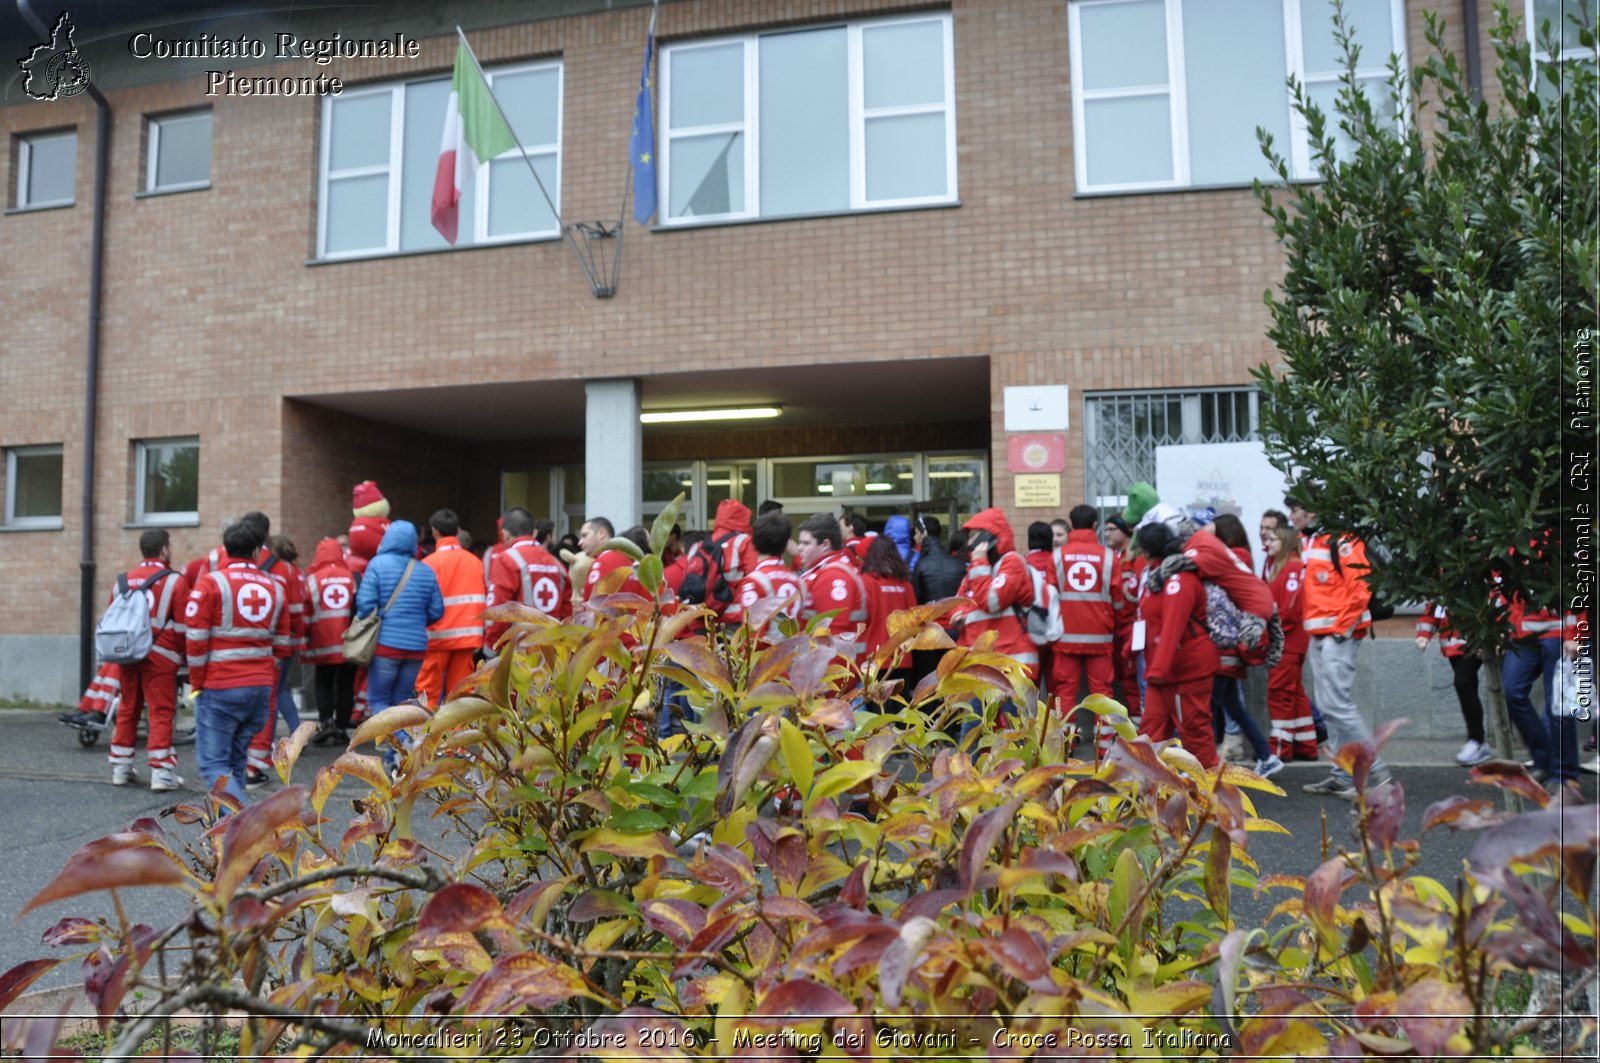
[657,677,695,739]
[1505,637,1576,781]
[1212,675,1270,760]
[274,656,300,733]
[368,654,423,771]
[195,686,271,802]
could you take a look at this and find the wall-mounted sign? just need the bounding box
[1014,473,1062,509]
[1003,385,1070,432]
[1007,433,1066,474]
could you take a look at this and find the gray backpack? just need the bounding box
[95,570,178,664]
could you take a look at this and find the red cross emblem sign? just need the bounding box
[236,583,273,623]
[532,577,560,613]
[1066,560,1099,593]
[321,583,350,611]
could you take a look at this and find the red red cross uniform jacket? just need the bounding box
[954,551,1039,679]
[184,562,290,690]
[181,546,225,595]
[863,574,916,659]
[303,539,357,664]
[1051,529,1122,657]
[1139,568,1221,685]
[583,548,650,601]
[486,537,571,650]
[116,560,191,670]
[800,550,869,661]
[257,548,307,653]
[725,557,803,636]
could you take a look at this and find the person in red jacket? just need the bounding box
[580,517,650,601]
[861,534,916,674]
[952,508,1039,683]
[1051,505,1122,723]
[709,500,762,618]
[725,511,803,638]
[108,529,190,791]
[302,537,356,746]
[796,512,869,665]
[184,520,289,802]
[486,508,571,655]
[1134,522,1221,769]
[1264,522,1317,761]
[1102,513,1142,742]
[181,516,237,593]
[841,511,876,567]
[347,480,391,578]
[245,526,307,789]
[418,508,487,707]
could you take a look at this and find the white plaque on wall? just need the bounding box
[1003,385,1070,432]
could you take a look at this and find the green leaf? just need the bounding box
[622,781,685,811]
[778,718,814,802]
[609,808,671,834]
[682,769,718,801]
[649,493,685,556]
[806,760,879,813]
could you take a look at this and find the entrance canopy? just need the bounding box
[290,356,990,441]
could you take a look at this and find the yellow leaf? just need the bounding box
[806,760,880,813]
[426,697,500,735]
[779,718,814,801]
[583,918,631,952]
[1254,1018,1329,1057]
[580,828,677,862]
[348,705,431,748]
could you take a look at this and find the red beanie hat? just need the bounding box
[353,480,383,509]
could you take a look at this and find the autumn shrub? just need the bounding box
[1,501,1595,1060]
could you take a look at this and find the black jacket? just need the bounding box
[912,543,966,604]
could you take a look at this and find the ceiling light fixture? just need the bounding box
[640,406,782,425]
[865,483,893,492]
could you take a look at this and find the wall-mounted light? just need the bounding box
[640,406,782,424]
[865,483,893,492]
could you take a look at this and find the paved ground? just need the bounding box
[0,707,1593,999]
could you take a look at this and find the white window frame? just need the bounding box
[1069,0,1407,194]
[659,13,957,226]
[16,130,75,209]
[1527,0,1598,83]
[4,444,64,529]
[316,59,563,259]
[134,437,199,525]
[146,109,212,193]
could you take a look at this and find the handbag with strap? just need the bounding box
[342,560,416,666]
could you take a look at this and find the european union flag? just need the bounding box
[629,28,657,225]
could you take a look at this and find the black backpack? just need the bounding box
[678,533,738,607]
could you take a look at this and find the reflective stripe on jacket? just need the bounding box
[1301,533,1372,638]
[424,538,488,650]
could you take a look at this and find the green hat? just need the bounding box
[1123,482,1159,525]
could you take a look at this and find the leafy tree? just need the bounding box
[1251,2,1596,656]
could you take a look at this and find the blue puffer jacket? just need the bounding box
[354,520,443,652]
[883,515,917,569]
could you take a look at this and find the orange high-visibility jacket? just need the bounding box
[424,537,488,652]
[1301,532,1372,638]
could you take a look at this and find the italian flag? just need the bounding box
[430,38,517,244]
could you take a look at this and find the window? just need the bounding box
[1068,0,1405,193]
[4,445,63,528]
[147,110,212,193]
[659,14,956,224]
[1083,388,1259,511]
[318,60,562,258]
[135,438,199,524]
[1529,0,1597,99]
[15,130,75,209]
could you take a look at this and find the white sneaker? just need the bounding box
[150,768,184,792]
[1581,757,1600,775]
[110,763,137,786]
[1222,735,1250,764]
[1253,754,1285,778]
[1455,740,1492,766]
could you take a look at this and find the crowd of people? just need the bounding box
[63,477,1591,805]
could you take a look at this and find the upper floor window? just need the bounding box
[15,130,76,209]
[1529,0,1597,99]
[659,14,956,225]
[1068,0,1404,194]
[317,60,562,259]
[135,437,199,525]
[4,444,64,529]
[147,109,212,193]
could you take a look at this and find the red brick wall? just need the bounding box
[0,0,1477,642]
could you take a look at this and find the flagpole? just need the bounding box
[455,25,562,226]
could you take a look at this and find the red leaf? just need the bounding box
[455,951,591,1014]
[960,797,1024,892]
[41,918,100,948]
[1422,796,1512,833]
[752,978,855,1022]
[506,878,570,931]
[839,862,869,910]
[691,843,757,895]
[214,786,307,902]
[568,888,636,923]
[1469,804,1600,881]
[640,899,707,948]
[894,889,962,923]
[1395,979,1469,1057]
[1104,737,1184,792]
[22,845,187,915]
[761,895,820,922]
[22,1012,70,1062]
[0,960,60,1011]
[788,646,837,702]
[1467,760,1551,807]
[1366,779,1405,851]
[980,926,1051,988]
[1302,857,1352,948]
[416,883,506,941]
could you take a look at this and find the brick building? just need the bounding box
[0,0,1550,703]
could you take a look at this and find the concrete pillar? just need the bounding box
[584,378,642,532]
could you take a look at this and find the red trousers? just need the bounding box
[1140,674,1218,769]
[111,660,177,769]
[417,648,477,707]
[1267,650,1318,759]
